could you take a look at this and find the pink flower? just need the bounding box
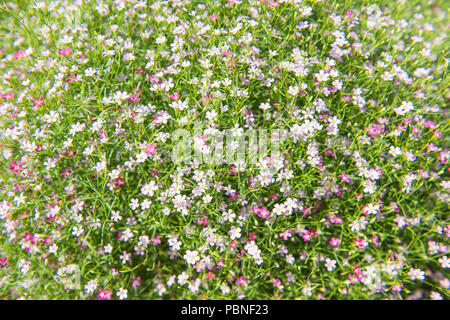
[97,289,112,300]
[365,123,385,137]
[151,235,161,245]
[354,238,368,249]
[194,260,206,272]
[371,235,380,247]
[444,225,450,237]
[252,206,270,219]
[302,207,312,216]
[200,94,211,104]
[324,148,335,156]
[273,278,282,287]
[302,228,318,242]
[228,192,239,202]
[438,151,448,164]
[209,14,218,21]
[144,143,157,155]
[329,237,341,247]
[328,213,343,224]
[127,93,140,103]
[426,143,439,152]
[169,92,180,101]
[131,276,141,288]
[377,118,388,124]
[236,276,247,286]
[339,172,350,183]
[268,193,279,201]
[280,230,292,240]
[59,47,72,56]
[0,92,15,100]
[12,50,25,59]
[392,284,403,292]
[0,257,8,269]
[32,95,45,108]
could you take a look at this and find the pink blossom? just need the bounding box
[131,276,141,288]
[127,93,140,103]
[169,92,180,101]
[339,172,350,183]
[97,289,113,300]
[0,257,8,269]
[12,50,25,59]
[144,143,157,155]
[151,235,161,245]
[59,47,72,56]
[280,230,292,240]
[273,278,282,287]
[426,143,439,152]
[329,237,341,247]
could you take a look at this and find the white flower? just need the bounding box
[408,268,425,281]
[177,272,189,286]
[130,198,140,210]
[18,259,30,274]
[156,35,166,44]
[389,146,402,157]
[184,250,200,265]
[430,291,443,300]
[314,69,329,82]
[259,102,271,111]
[72,225,84,237]
[325,258,337,271]
[83,145,94,156]
[141,181,158,196]
[85,67,96,76]
[69,122,86,136]
[229,226,241,240]
[62,138,73,149]
[43,110,60,123]
[49,244,58,254]
[104,244,113,253]
[121,228,134,242]
[349,217,368,233]
[136,152,148,163]
[438,256,449,269]
[244,241,261,257]
[362,179,377,194]
[140,199,151,210]
[84,279,98,295]
[120,251,131,264]
[117,288,127,300]
[188,279,201,293]
[394,101,414,116]
[170,99,189,111]
[94,160,106,173]
[288,85,298,96]
[220,284,230,294]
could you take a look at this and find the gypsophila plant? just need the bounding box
[0,0,448,300]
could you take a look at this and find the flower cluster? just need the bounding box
[0,0,448,300]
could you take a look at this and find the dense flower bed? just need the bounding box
[0,0,448,299]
